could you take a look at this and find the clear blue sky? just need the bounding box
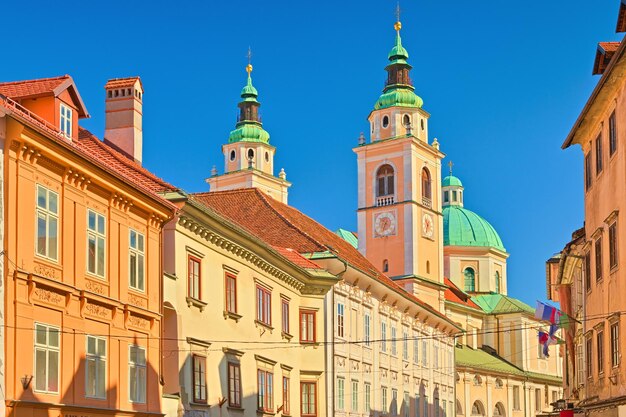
[3,0,622,306]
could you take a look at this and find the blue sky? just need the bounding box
[3,0,622,306]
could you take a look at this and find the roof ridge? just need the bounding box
[0,75,70,86]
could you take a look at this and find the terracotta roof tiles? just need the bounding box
[0,75,71,99]
[444,277,481,310]
[105,77,142,90]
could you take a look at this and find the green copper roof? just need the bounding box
[472,294,534,315]
[456,346,525,376]
[335,229,358,249]
[388,30,409,62]
[228,123,270,143]
[240,72,259,103]
[443,206,505,251]
[375,89,423,110]
[442,175,463,187]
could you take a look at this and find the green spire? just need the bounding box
[240,66,259,102]
[388,23,409,64]
[228,63,270,144]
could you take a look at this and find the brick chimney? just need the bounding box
[104,77,143,164]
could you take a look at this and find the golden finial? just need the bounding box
[246,64,253,74]
[448,160,454,176]
[246,47,253,74]
[394,1,402,31]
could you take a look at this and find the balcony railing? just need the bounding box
[376,196,395,207]
[0,94,69,143]
[422,196,432,209]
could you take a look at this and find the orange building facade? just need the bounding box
[0,76,175,417]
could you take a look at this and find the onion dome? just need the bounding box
[228,64,270,144]
[374,20,423,110]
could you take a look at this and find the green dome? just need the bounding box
[228,123,270,143]
[443,206,506,251]
[375,89,423,110]
[443,175,463,187]
[388,31,409,61]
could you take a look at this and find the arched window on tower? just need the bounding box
[464,267,476,292]
[495,271,501,293]
[471,401,485,416]
[421,168,432,205]
[383,259,389,273]
[376,164,395,201]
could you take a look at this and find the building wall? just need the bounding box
[0,111,6,417]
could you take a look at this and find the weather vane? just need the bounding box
[395,1,401,22]
[246,47,253,74]
[448,160,454,176]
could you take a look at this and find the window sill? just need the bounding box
[186,297,208,311]
[189,401,210,408]
[282,331,293,341]
[254,320,274,331]
[300,341,319,346]
[227,406,244,412]
[257,410,275,416]
[224,311,242,322]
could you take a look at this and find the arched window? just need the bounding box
[473,375,482,386]
[426,261,430,274]
[464,268,476,292]
[376,164,395,197]
[471,401,485,416]
[495,271,501,293]
[456,399,463,415]
[383,259,389,273]
[422,168,432,200]
[495,378,503,388]
[403,114,411,127]
[493,403,505,416]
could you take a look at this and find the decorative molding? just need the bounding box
[605,209,619,225]
[110,192,134,212]
[65,167,91,189]
[222,347,245,358]
[187,337,211,348]
[254,354,277,366]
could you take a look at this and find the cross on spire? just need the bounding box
[395,1,401,22]
[247,47,252,65]
[448,160,454,176]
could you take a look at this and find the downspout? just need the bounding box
[523,376,528,417]
[327,258,348,417]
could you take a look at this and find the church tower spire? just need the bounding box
[207,60,291,203]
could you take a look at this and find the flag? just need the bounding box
[538,331,551,357]
[535,301,558,324]
[556,310,571,329]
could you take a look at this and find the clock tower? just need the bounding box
[354,19,445,310]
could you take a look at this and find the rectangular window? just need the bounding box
[596,238,603,282]
[188,256,201,299]
[282,376,290,415]
[414,332,419,363]
[382,387,388,414]
[443,191,449,203]
[586,336,593,378]
[610,111,617,155]
[416,394,421,417]
[301,382,317,416]
[36,185,59,261]
[610,222,618,269]
[391,325,397,356]
[87,210,106,277]
[282,299,290,334]
[513,386,520,410]
[193,355,207,403]
[404,392,410,417]
[337,378,345,410]
[381,321,387,352]
[612,323,620,367]
[551,391,558,404]
[337,302,345,337]
[434,342,439,368]
[300,310,316,343]
[585,251,592,291]
[365,383,371,413]
[585,152,592,190]
[442,400,447,417]
[423,394,428,417]
[60,103,72,137]
[256,286,272,326]
[598,330,605,374]
[129,345,146,403]
[535,388,541,412]
[257,369,274,412]
[34,323,60,393]
[225,273,237,314]
[352,380,359,412]
[392,389,398,416]
[228,363,242,407]
[403,329,409,360]
[421,340,428,366]
[364,313,371,346]
[434,396,439,417]
[596,134,603,174]
[86,335,106,398]
[577,344,584,384]
[129,230,145,291]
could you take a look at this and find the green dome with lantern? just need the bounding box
[228,64,270,144]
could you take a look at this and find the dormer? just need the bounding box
[593,42,620,75]
[0,75,89,141]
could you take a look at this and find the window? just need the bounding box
[443,191,449,203]
[403,114,411,127]
[610,222,618,269]
[598,330,605,374]
[188,256,201,299]
[404,392,410,417]
[392,389,398,415]
[226,273,237,314]
[230,150,236,161]
[494,403,505,416]
[513,386,520,410]
[352,380,359,412]
[391,325,397,356]
[364,313,371,347]
[193,355,207,403]
[86,336,106,398]
[585,251,592,291]
[300,310,316,343]
[228,363,242,407]
[595,238,603,282]
[612,322,620,367]
[413,332,419,363]
[36,185,59,261]
[610,111,617,155]
[464,268,475,292]
[282,376,290,415]
[256,285,271,326]
[129,345,146,403]
[551,391,558,404]
[337,302,345,337]
[495,271,500,293]
[422,168,432,200]
[434,343,439,368]
[586,336,593,378]
[585,152,592,190]
[87,210,106,277]
[382,386,388,414]
[60,103,72,137]
[129,230,145,291]
[381,321,387,352]
[577,344,585,384]
[422,340,428,366]
[423,394,428,417]
[301,382,317,416]
[257,369,274,412]
[433,394,439,417]
[596,134,603,174]
[282,299,290,334]
[472,401,485,416]
[34,323,60,393]
[535,389,541,412]
[403,329,409,360]
[247,148,255,160]
[382,115,390,128]
[383,259,389,272]
[337,378,345,410]
[416,394,421,417]
[365,383,371,413]
[376,164,395,197]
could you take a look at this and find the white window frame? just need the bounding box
[337,377,345,410]
[382,386,388,414]
[381,321,387,352]
[60,103,72,138]
[86,335,107,399]
[34,322,60,394]
[87,209,106,278]
[129,229,145,291]
[36,185,59,261]
[413,331,419,363]
[391,325,397,356]
[337,302,345,338]
[351,380,358,412]
[402,328,409,360]
[612,322,620,368]
[364,312,371,347]
[364,382,371,413]
[129,345,146,403]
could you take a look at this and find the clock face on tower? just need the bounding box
[422,213,434,239]
[374,211,397,237]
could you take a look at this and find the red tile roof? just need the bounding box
[593,42,621,75]
[617,0,626,33]
[272,246,323,269]
[105,77,142,90]
[0,75,70,99]
[444,278,481,310]
[193,188,454,324]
